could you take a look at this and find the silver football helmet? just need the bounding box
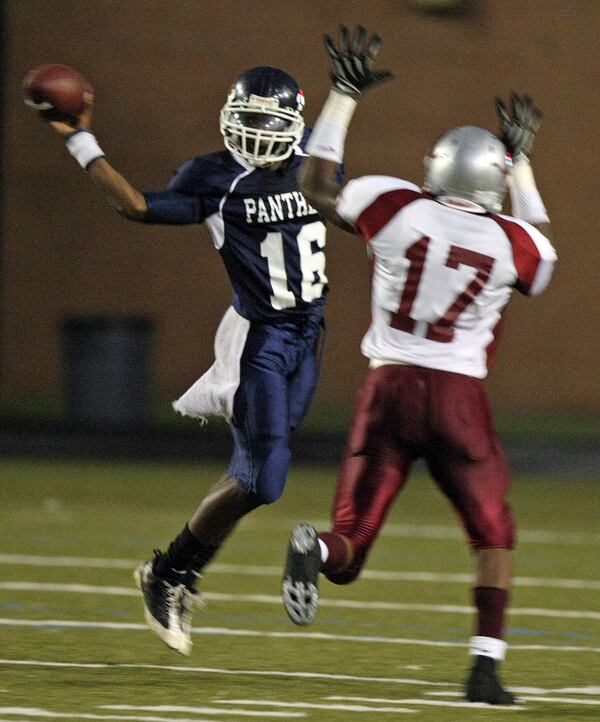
[423,126,509,212]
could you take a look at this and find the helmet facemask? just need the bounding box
[220,92,304,167]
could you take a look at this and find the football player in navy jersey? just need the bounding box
[38,66,336,656]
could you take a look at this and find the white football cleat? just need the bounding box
[134,560,191,656]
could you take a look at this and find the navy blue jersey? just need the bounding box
[144,131,337,323]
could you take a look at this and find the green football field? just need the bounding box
[1,457,599,721]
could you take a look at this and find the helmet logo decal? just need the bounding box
[248,94,280,108]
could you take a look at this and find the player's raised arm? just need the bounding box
[299,26,393,232]
[496,92,552,239]
[24,64,148,221]
[42,103,149,221]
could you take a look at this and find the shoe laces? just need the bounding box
[183,587,206,611]
[179,587,206,640]
[161,578,185,607]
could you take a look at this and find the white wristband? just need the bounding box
[65,130,105,170]
[306,90,357,163]
[509,157,549,224]
[319,89,358,125]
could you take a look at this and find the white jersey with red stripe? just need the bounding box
[336,175,557,379]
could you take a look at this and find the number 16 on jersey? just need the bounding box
[260,221,327,310]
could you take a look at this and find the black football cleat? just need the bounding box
[134,559,192,656]
[282,523,321,626]
[465,655,516,705]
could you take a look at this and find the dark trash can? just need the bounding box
[62,315,154,426]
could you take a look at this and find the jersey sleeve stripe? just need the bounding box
[490,214,542,294]
[356,189,424,242]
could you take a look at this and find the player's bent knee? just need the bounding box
[322,543,367,585]
[470,506,515,549]
[252,446,291,505]
[323,565,362,585]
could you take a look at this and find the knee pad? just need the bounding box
[252,446,291,505]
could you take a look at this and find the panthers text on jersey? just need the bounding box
[336,176,557,379]
[143,130,331,323]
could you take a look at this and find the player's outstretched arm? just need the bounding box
[299,25,393,233]
[40,100,148,221]
[496,92,551,239]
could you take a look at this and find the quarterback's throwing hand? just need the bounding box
[324,25,393,98]
[496,92,542,160]
[44,97,94,138]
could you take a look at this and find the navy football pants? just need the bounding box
[227,315,323,505]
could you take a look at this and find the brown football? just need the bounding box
[23,64,93,119]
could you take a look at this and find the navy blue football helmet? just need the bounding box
[220,66,305,167]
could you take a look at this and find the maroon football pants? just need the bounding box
[324,364,514,584]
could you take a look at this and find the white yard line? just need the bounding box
[0,710,228,722]
[330,693,600,709]
[214,697,517,712]
[0,718,220,722]
[427,688,600,698]
[2,582,600,621]
[98,706,303,718]
[327,695,525,710]
[379,523,600,546]
[103,701,415,714]
[3,659,600,698]
[1,554,600,591]
[0,554,136,570]
[0,659,458,688]
[508,696,600,706]
[1,619,599,653]
[424,691,600,707]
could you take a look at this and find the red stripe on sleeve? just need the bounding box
[356,189,423,242]
[491,214,541,294]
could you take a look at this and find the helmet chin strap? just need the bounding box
[434,195,488,214]
[229,148,288,171]
[225,126,302,167]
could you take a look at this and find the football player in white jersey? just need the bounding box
[282,26,556,705]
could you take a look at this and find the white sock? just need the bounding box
[469,635,507,661]
[318,538,329,563]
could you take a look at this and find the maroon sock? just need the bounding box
[318,532,352,576]
[473,586,508,639]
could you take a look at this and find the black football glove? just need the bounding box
[496,92,542,159]
[324,25,393,98]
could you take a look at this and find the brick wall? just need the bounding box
[3,1,598,412]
